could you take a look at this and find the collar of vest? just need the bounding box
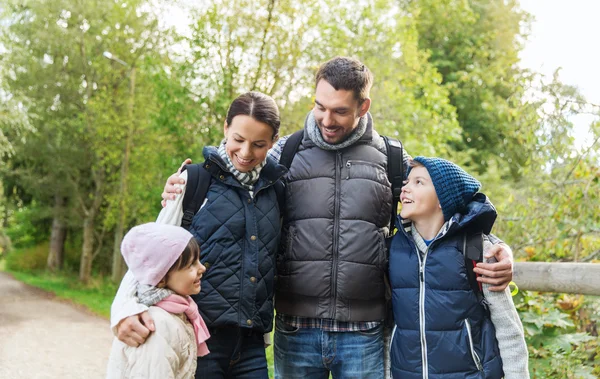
[399,193,497,239]
[202,145,287,191]
[301,111,375,149]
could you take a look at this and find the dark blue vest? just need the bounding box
[189,146,286,333]
[389,194,504,378]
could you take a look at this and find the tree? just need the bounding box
[1,0,173,281]
[401,0,540,177]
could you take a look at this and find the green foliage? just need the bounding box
[1,1,599,373]
[515,292,600,378]
[5,242,49,271]
[4,202,50,249]
[402,0,539,177]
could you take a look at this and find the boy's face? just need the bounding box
[400,166,442,222]
[165,259,206,296]
[313,79,370,144]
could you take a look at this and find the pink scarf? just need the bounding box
[156,294,210,357]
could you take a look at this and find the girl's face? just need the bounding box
[224,115,276,173]
[400,166,442,222]
[165,259,206,296]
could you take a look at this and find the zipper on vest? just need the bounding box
[465,318,484,371]
[331,151,342,319]
[417,245,429,379]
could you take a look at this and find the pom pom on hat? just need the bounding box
[409,157,481,221]
[121,222,194,286]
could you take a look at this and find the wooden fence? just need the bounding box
[513,262,600,296]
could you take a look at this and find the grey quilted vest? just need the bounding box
[275,116,393,321]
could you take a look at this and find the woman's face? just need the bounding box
[224,115,276,172]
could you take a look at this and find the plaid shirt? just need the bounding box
[270,135,382,331]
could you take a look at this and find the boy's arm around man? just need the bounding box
[482,239,529,378]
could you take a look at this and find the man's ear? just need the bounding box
[358,98,371,117]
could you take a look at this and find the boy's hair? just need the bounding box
[315,56,373,103]
[164,238,201,279]
[226,91,280,139]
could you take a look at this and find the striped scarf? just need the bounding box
[218,140,266,193]
[306,111,368,151]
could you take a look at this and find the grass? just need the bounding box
[3,269,117,319]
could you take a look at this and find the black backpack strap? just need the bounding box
[181,163,212,230]
[273,180,286,217]
[279,130,304,169]
[382,136,404,233]
[463,231,485,304]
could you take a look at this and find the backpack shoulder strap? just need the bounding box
[279,130,304,169]
[382,136,404,232]
[463,231,485,303]
[181,163,212,230]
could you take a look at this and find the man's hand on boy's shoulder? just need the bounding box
[116,311,155,347]
[161,158,192,207]
[473,242,514,292]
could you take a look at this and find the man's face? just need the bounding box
[313,79,370,144]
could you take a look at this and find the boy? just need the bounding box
[388,157,528,379]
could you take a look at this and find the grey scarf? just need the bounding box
[137,283,172,307]
[218,140,266,193]
[306,111,368,151]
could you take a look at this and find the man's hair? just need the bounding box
[315,56,373,103]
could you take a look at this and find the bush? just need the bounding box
[5,242,49,271]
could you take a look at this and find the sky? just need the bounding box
[518,0,600,148]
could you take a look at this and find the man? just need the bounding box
[118,57,514,378]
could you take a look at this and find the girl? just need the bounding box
[106,222,209,379]
[388,157,528,379]
[110,91,285,378]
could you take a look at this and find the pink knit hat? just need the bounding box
[121,222,194,286]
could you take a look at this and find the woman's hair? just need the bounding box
[164,238,201,278]
[225,91,280,139]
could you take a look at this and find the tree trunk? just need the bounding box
[47,195,67,271]
[111,67,135,283]
[79,215,94,283]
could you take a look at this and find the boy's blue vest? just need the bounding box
[389,194,504,379]
[189,146,286,333]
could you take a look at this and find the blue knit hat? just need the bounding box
[409,157,481,221]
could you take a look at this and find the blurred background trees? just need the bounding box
[1,0,598,376]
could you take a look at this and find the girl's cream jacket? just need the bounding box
[106,306,197,379]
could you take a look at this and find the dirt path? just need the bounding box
[0,272,114,379]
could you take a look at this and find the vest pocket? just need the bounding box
[464,318,484,372]
[345,160,386,182]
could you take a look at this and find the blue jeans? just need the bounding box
[274,318,384,379]
[195,327,268,379]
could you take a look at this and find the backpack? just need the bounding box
[463,231,486,306]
